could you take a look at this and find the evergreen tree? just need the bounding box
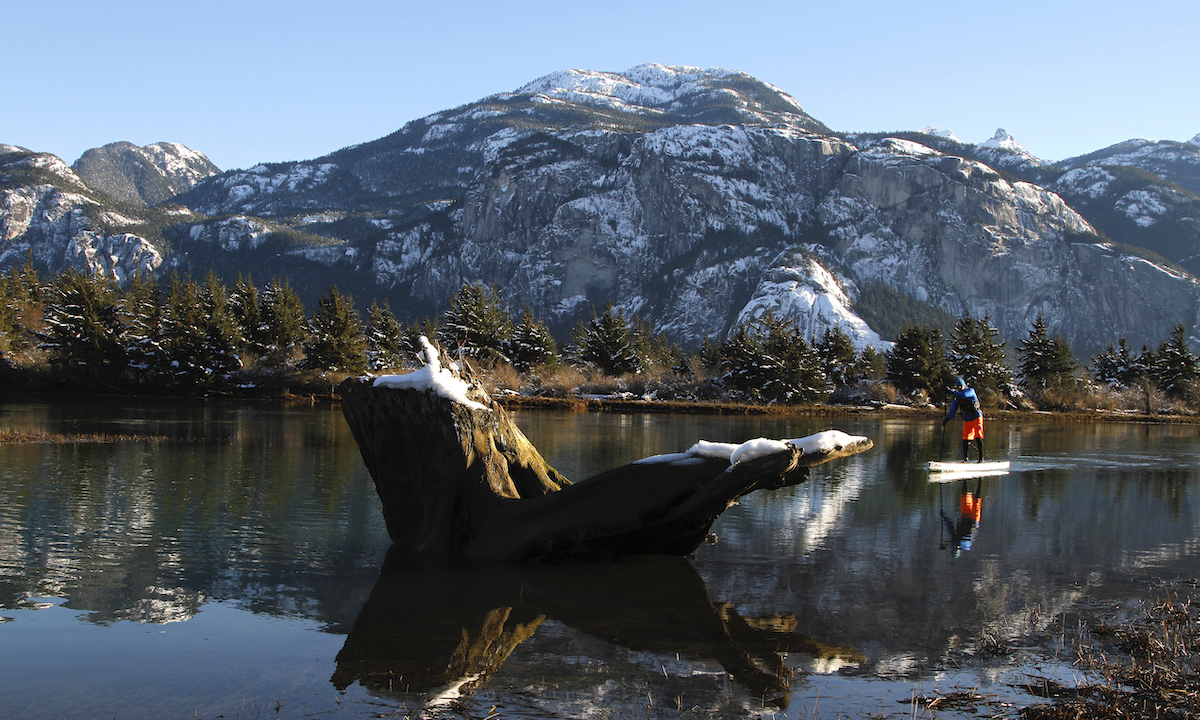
[1017,314,1078,392]
[365,302,406,371]
[437,281,512,363]
[509,307,558,372]
[885,324,953,401]
[856,345,887,383]
[571,304,642,376]
[302,286,366,373]
[1092,337,1140,387]
[119,273,163,380]
[947,313,1013,397]
[630,313,682,373]
[40,269,126,382]
[229,275,269,358]
[816,326,859,388]
[259,279,306,367]
[1153,324,1199,401]
[722,312,828,403]
[157,273,242,385]
[0,257,44,355]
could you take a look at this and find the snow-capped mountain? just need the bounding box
[2,65,1198,357]
[1057,138,1200,196]
[74,141,219,208]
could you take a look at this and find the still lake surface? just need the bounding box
[1,396,1198,719]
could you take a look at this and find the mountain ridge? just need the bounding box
[3,65,1198,358]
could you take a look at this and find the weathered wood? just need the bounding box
[338,363,871,562]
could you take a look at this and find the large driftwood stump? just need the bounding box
[338,349,872,563]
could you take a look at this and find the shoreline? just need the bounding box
[3,386,1199,426]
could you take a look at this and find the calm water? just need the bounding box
[1,397,1199,719]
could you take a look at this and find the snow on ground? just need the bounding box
[372,336,489,411]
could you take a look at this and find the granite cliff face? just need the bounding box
[0,147,166,283]
[815,137,1200,353]
[2,65,1198,356]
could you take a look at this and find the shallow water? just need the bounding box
[1,398,1197,719]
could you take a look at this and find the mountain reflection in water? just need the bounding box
[333,549,862,707]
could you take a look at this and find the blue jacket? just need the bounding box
[947,387,982,422]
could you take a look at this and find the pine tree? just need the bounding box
[229,275,268,359]
[947,313,1013,397]
[630,313,682,373]
[157,273,242,385]
[0,258,44,355]
[1092,337,1140,388]
[40,269,126,383]
[721,312,828,403]
[509,307,557,372]
[816,326,859,388]
[302,286,366,373]
[119,272,163,380]
[437,281,512,363]
[856,345,887,383]
[365,302,406,371]
[571,304,642,376]
[259,279,306,367]
[885,324,953,401]
[1153,324,1199,401]
[1017,313,1078,392]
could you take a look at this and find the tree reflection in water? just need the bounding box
[333,549,863,708]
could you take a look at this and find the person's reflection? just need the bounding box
[332,548,863,708]
[940,478,983,557]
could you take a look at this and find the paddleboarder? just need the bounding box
[943,376,985,463]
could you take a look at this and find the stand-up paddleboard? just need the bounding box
[926,460,1010,480]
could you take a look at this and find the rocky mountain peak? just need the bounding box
[510,64,827,131]
[73,141,219,208]
[1189,133,1200,147]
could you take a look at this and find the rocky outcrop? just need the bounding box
[0,149,164,282]
[74,141,219,208]
[816,138,1200,354]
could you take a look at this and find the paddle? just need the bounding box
[939,402,948,459]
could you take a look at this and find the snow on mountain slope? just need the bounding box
[0,151,163,281]
[517,63,812,120]
[737,253,887,351]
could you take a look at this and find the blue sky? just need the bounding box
[5,0,1197,171]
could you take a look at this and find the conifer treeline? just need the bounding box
[1,264,1197,409]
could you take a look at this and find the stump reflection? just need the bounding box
[333,549,863,708]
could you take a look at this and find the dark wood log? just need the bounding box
[337,357,872,563]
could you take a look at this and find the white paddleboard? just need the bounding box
[926,460,1010,479]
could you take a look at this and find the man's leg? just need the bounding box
[974,438,984,462]
[961,439,969,462]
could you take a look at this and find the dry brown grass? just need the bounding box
[1018,587,1200,719]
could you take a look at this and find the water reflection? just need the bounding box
[940,478,984,557]
[333,549,863,708]
[2,401,1200,719]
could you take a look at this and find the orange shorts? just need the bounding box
[962,417,984,440]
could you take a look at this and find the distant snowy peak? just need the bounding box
[1189,133,1200,147]
[921,126,961,142]
[513,64,819,127]
[972,127,1044,170]
[981,128,1026,153]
